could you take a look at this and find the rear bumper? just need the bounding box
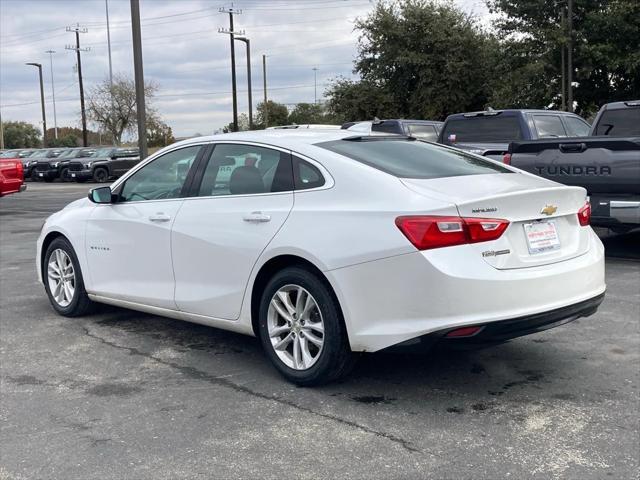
[591,194,640,227]
[394,292,605,350]
[328,229,605,352]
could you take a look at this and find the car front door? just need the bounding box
[85,145,203,309]
[171,142,294,320]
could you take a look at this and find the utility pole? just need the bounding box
[219,7,241,132]
[26,62,47,146]
[105,0,116,145]
[105,0,113,89]
[235,35,253,129]
[130,0,147,159]
[263,54,268,128]
[45,50,58,139]
[312,67,319,104]
[66,24,89,146]
[567,0,573,112]
[560,8,566,111]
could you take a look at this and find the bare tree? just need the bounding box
[86,73,157,145]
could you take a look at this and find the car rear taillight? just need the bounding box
[395,216,510,250]
[577,202,591,226]
[502,153,511,165]
[16,161,23,177]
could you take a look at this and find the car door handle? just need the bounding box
[148,213,171,222]
[243,212,271,223]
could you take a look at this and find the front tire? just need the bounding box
[43,237,95,317]
[93,168,108,183]
[258,267,354,386]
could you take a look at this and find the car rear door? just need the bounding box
[171,142,294,320]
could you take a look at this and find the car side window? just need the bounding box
[372,121,401,134]
[564,116,590,137]
[293,156,325,190]
[196,144,293,197]
[533,115,567,138]
[119,146,200,202]
[407,124,438,141]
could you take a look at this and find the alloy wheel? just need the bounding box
[267,284,325,370]
[47,249,76,307]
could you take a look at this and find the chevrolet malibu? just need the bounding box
[37,130,606,385]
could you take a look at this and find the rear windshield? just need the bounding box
[316,138,511,179]
[442,115,522,143]
[594,108,640,136]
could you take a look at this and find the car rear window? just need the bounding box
[594,108,640,136]
[316,138,511,179]
[442,115,522,143]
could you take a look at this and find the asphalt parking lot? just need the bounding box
[1,183,638,480]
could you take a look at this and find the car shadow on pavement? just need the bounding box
[89,303,572,402]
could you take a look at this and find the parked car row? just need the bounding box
[0,146,140,184]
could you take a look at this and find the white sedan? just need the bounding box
[37,130,606,385]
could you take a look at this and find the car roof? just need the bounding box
[446,109,581,119]
[174,129,357,150]
[599,100,640,110]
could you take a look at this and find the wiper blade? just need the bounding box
[343,135,417,142]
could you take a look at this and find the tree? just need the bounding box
[324,78,399,124]
[224,113,251,132]
[1,121,42,148]
[45,127,113,147]
[487,0,640,116]
[287,103,328,124]
[255,100,289,128]
[146,116,175,148]
[326,0,497,121]
[86,73,157,145]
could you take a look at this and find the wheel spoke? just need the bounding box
[276,291,296,316]
[274,332,294,351]
[301,329,323,347]
[271,296,292,322]
[299,336,314,368]
[305,321,324,334]
[269,325,290,338]
[293,335,302,369]
[295,287,306,315]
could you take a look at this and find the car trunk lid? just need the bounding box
[401,173,591,269]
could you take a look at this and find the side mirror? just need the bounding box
[88,186,113,204]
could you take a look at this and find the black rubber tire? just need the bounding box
[43,237,95,317]
[93,168,108,183]
[258,266,355,386]
[60,168,70,182]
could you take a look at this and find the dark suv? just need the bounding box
[437,109,591,160]
[68,147,140,183]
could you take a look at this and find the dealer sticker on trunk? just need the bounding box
[524,221,561,254]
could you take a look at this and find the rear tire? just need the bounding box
[258,267,355,386]
[43,237,95,317]
[93,168,108,183]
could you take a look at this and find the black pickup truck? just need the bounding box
[507,101,640,233]
[67,147,140,182]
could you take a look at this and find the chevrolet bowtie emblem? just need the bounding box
[540,204,558,216]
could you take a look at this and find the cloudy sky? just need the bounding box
[0,0,490,138]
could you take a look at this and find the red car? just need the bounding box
[0,154,26,197]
